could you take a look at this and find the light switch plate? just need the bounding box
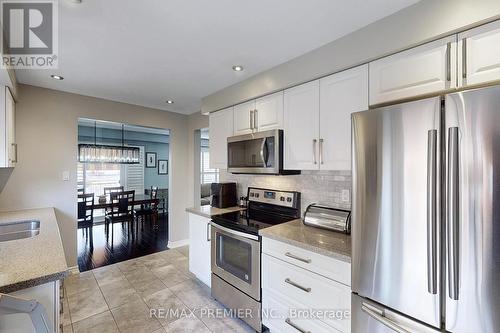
[341,189,350,202]
[62,171,70,181]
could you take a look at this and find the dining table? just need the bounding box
[92,194,159,210]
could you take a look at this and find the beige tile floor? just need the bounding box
[62,246,255,333]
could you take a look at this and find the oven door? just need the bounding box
[211,222,261,301]
[227,129,279,174]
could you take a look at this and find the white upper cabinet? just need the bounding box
[0,87,16,168]
[369,36,457,106]
[459,20,500,88]
[254,91,283,132]
[233,92,283,135]
[320,65,368,170]
[284,80,320,170]
[233,100,255,135]
[209,107,233,169]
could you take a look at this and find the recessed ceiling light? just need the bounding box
[232,65,244,72]
[50,75,64,80]
[166,100,174,104]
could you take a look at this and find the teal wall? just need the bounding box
[78,126,170,189]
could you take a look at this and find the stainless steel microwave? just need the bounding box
[227,129,300,175]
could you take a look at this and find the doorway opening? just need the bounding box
[76,118,170,271]
[197,128,218,206]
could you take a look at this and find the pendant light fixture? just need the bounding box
[78,122,140,164]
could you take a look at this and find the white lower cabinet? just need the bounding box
[188,213,211,287]
[0,280,60,333]
[263,290,339,333]
[262,238,351,333]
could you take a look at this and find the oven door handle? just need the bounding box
[210,222,260,241]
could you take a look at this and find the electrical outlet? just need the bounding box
[341,189,350,202]
[62,171,70,181]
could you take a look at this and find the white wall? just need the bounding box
[202,0,500,112]
[0,85,190,266]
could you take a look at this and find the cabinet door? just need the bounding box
[5,87,15,167]
[233,100,255,135]
[188,213,211,287]
[319,65,368,170]
[459,20,500,88]
[209,107,233,169]
[284,80,320,170]
[369,36,457,105]
[255,91,283,132]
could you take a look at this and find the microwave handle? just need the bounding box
[260,138,268,167]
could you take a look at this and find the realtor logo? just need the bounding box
[0,0,58,69]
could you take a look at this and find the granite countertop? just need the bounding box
[186,205,246,218]
[259,219,351,263]
[0,208,69,293]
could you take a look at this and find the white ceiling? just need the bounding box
[16,0,419,115]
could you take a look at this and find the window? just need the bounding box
[78,163,122,197]
[201,148,218,184]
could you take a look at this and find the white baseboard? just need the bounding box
[168,239,189,249]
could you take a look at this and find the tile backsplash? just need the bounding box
[219,170,352,216]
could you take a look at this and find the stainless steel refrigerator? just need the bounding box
[351,85,500,333]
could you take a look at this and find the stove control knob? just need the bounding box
[255,193,260,198]
[280,196,285,201]
[250,193,255,197]
[286,197,292,203]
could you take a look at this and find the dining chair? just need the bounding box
[103,186,124,216]
[135,186,159,229]
[77,193,94,226]
[105,190,135,236]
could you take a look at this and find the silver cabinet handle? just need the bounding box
[319,138,324,165]
[11,143,17,163]
[361,303,411,333]
[446,42,452,82]
[254,109,258,131]
[462,38,467,80]
[285,278,311,293]
[285,318,310,333]
[312,139,317,164]
[206,222,211,242]
[285,252,311,263]
[427,130,438,294]
[249,110,254,130]
[447,127,460,300]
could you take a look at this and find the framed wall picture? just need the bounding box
[158,160,168,175]
[146,152,157,168]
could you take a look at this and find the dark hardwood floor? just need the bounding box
[77,214,169,272]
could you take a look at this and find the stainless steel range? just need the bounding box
[210,187,301,332]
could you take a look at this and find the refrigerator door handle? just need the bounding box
[361,302,411,333]
[447,127,460,300]
[427,130,438,294]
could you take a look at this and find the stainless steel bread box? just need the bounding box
[303,204,351,234]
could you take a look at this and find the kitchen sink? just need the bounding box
[0,220,40,242]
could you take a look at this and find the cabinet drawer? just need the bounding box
[262,254,351,333]
[262,237,350,286]
[263,290,342,333]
